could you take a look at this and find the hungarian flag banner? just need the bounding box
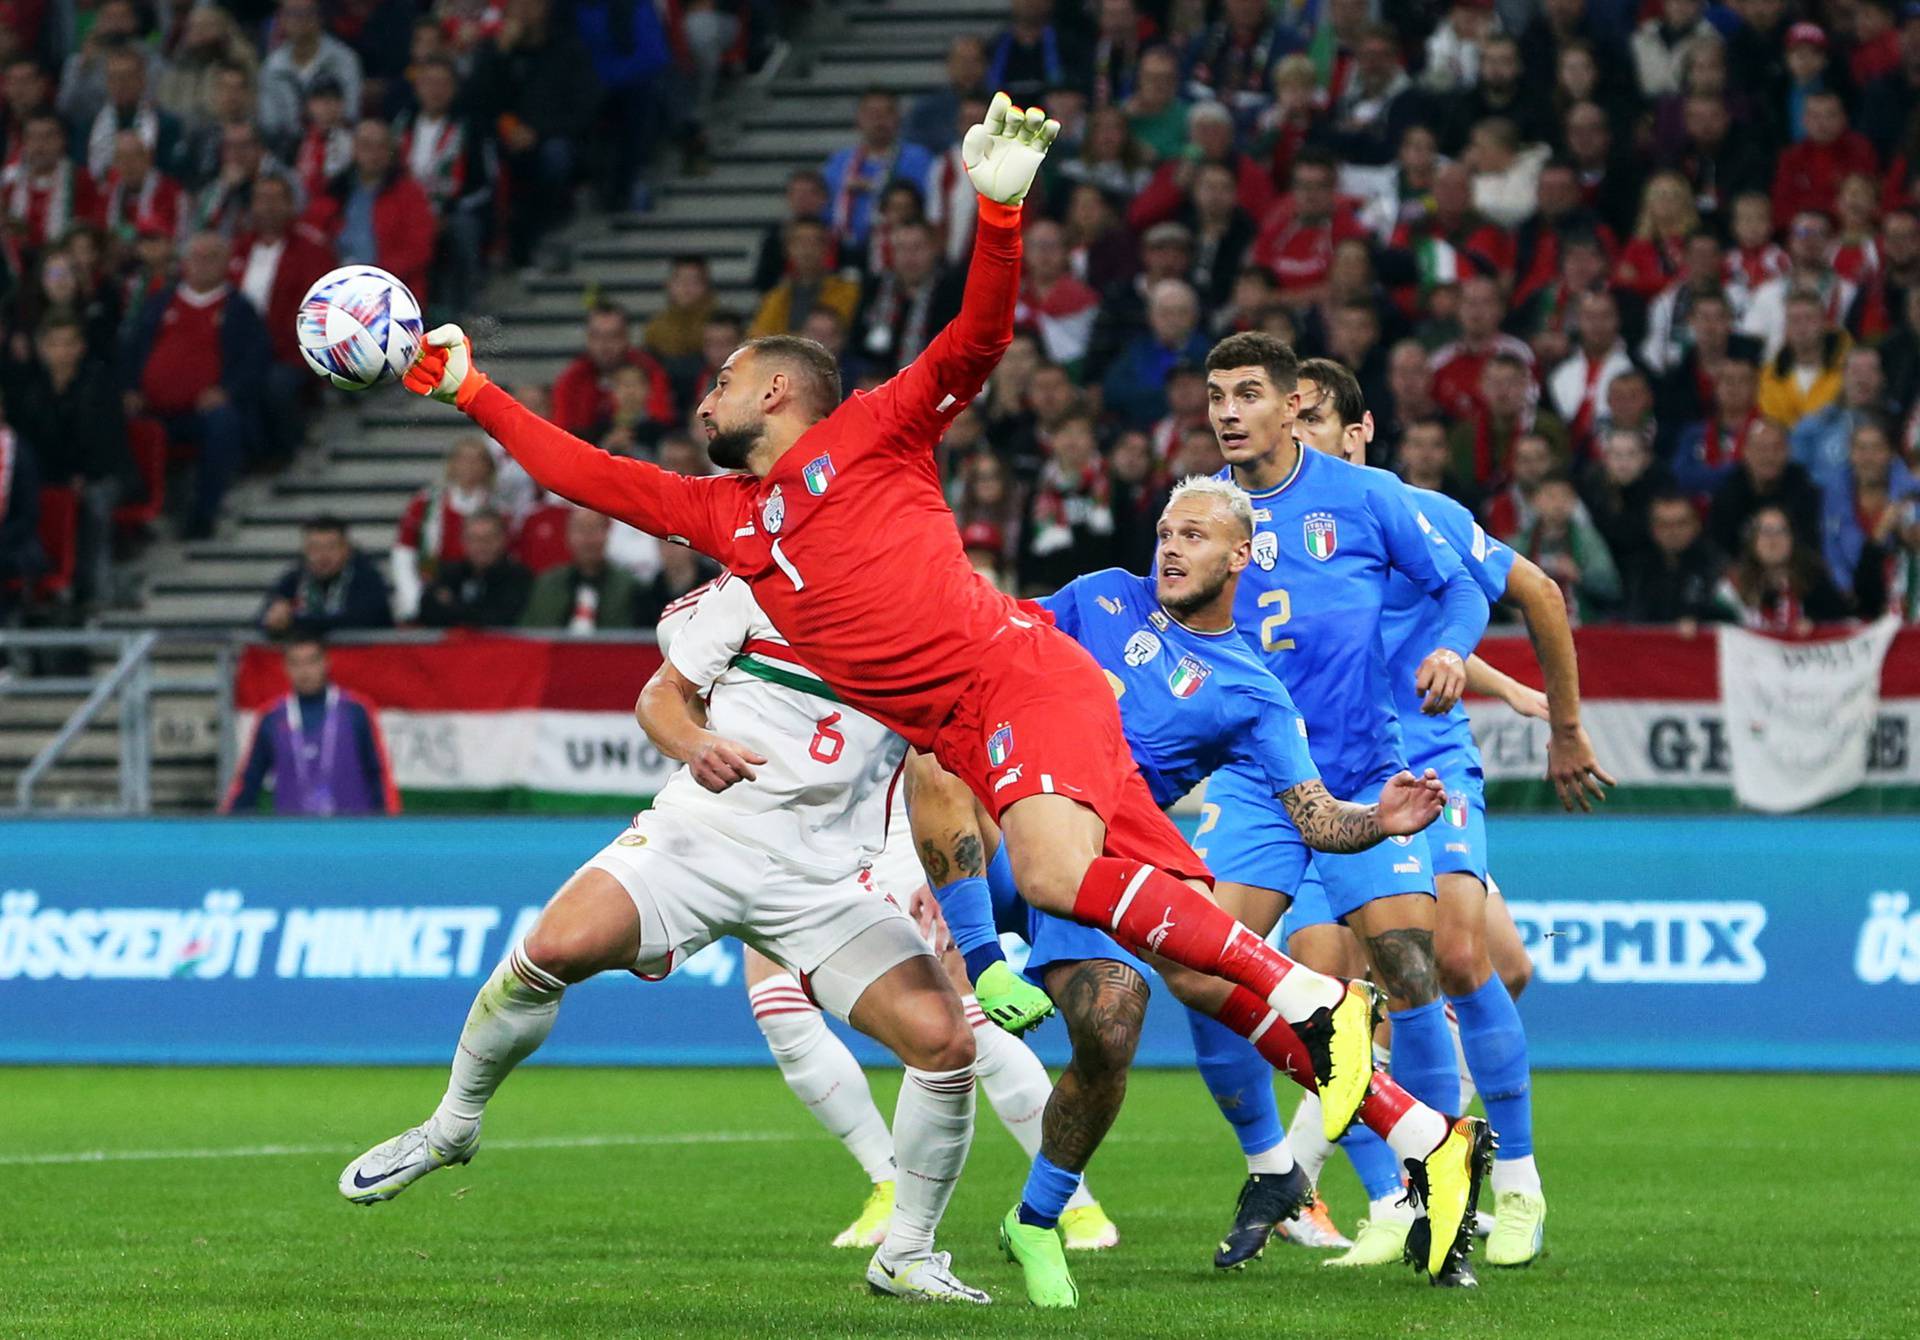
[234,634,670,812]
[1469,626,1920,812]
[235,627,1920,813]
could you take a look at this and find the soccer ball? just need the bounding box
[296,265,424,391]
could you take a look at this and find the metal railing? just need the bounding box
[0,630,237,814]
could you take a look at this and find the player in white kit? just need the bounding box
[738,788,1120,1255]
[339,574,993,1304]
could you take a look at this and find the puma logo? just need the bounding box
[993,765,1025,792]
[1145,908,1176,952]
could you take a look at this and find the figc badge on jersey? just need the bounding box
[1303,511,1337,561]
[987,721,1014,766]
[803,454,835,496]
[1124,629,1163,666]
[762,485,786,534]
[1168,654,1211,698]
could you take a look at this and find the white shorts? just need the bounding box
[868,825,931,904]
[583,807,931,1018]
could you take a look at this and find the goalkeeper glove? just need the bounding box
[402,323,491,409]
[974,960,1056,1036]
[962,90,1060,207]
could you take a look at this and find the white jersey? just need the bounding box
[653,574,908,878]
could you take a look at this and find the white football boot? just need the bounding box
[339,1123,475,1204]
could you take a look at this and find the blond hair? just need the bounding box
[1165,474,1255,538]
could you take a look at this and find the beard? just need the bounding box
[1157,559,1232,618]
[705,421,763,471]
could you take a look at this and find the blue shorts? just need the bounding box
[1285,774,1437,925]
[991,868,1148,991]
[1284,869,1335,933]
[1195,762,1310,896]
[1428,767,1489,883]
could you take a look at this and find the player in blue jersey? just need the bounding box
[1281,359,1612,1268]
[1181,332,1494,1278]
[917,477,1492,1306]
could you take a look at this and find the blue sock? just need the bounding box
[1449,974,1534,1159]
[933,876,1003,981]
[1017,1152,1082,1229]
[1185,1007,1283,1157]
[1387,1000,1460,1117]
[1339,1126,1406,1201]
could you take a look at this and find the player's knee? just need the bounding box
[521,919,621,984]
[1435,935,1489,999]
[1006,848,1087,916]
[894,999,976,1073]
[1500,954,1533,1001]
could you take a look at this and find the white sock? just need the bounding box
[428,942,563,1149]
[1368,1190,1416,1225]
[1377,1102,1449,1166]
[1287,1092,1335,1185]
[749,972,895,1184]
[1491,1153,1542,1197]
[1247,1140,1296,1176]
[964,999,1096,1212]
[880,1065,975,1263]
[1448,1005,1478,1112]
[1267,960,1344,1023]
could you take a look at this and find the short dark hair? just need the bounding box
[1297,357,1365,428]
[1206,331,1299,393]
[303,514,347,537]
[588,300,629,324]
[1290,147,1338,182]
[669,254,709,273]
[284,631,326,656]
[744,334,843,417]
[1649,488,1696,515]
[466,508,508,533]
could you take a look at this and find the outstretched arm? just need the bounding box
[404,327,743,560]
[1466,653,1550,720]
[865,93,1058,445]
[1280,771,1444,854]
[1502,554,1615,811]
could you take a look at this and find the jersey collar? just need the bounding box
[1160,604,1237,637]
[1232,440,1309,499]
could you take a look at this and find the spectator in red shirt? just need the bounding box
[1773,89,1880,227]
[230,173,334,459]
[1429,274,1536,419]
[97,130,182,245]
[1615,170,1698,300]
[1252,148,1365,308]
[1016,216,1102,371]
[1128,100,1275,230]
[1,111,98,264]
[551,302,676,442]
[1852,0,1903,88]
[121,231,270,539]
[307,118,439,305]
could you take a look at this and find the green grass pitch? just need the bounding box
[5,1067,1917,1338]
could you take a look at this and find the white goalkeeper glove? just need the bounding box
[402,323,491,409]
[962,90,1060,206]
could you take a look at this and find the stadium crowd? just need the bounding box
[0,0,770,628]
[335,0,1920,640]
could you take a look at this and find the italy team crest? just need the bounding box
[986,722,1014,766]
[1446,790,1469,828]
[802,454,835,496]
[1167,654,1211,698]
[762,485,786,534]
[1303,512,1337,561]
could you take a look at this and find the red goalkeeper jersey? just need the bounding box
[461,201,1030,749]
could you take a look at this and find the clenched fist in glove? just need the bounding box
[962,90,1060,206]
[402,324,491,408]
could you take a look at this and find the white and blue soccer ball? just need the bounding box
[296,265,424,391]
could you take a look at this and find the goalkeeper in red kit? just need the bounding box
[405,96,1397,1157]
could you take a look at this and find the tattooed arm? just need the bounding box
[1280,769,1445,854]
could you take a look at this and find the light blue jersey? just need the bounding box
[1218,447,1487,796]
[1040,568,1319,807]
[1381,486,1514,773]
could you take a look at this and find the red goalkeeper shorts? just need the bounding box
[931,617,1210,885]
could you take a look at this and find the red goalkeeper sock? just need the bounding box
[1216,986,1447,1161]
[1070,857,1340,1022]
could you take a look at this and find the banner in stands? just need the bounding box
[233,629,1920,814]
[4,817,1914,1070]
